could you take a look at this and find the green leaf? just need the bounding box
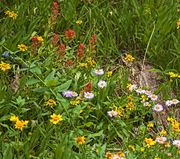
[53,80,72,92]
[26,78,40,85]
[3,144,13,159]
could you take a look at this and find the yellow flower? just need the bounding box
[140,147,145,152]
[10,115,19,122]
[75,136,85,145]
[106,152,113,159]
[147,122,154,128]
[128,145,135,151]
[167,72,179,78]
[172,121,180,132]
[144,138,156,148]
[177,18,180,29]
[76,20,82,25]
[124,54,135,62]
[79,63,88,68]
[50,113,63,124]
[86,57,96,67]
[5,10,17,20]
[15,120,29,131]
[160,130,167,136]
[117,151,125,157]
[107,71,113,77]
[46,99,56,106]
[127,101,134,110]
[167,117,174,122]
[0,61,11,71]
[18,44,28,52]
[70,99,80,106]
[154,157,161,159]
[37,36,44,43]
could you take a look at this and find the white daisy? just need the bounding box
[172,99,179,105]
[107,110,118,117]
[156,136,167,144]
[98,80,107,88]
[165,100,173,106]
[153,104,163,112]
[94,69,104,75]
[173,140,180,148]
[84,92,94,99]
[149,94,158,101]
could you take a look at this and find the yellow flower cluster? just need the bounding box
[5,10,17,20]
[124,54,135,62]
[10,115,28,131]
[126,95,134,110]
[144,138,156,148]
[37,36,44,43]
[167,72,180,78]
[107,71,113,77]
[18,44,28,52]
[167,117,180,132]
[79,57,96,68]
[0,61,11,71]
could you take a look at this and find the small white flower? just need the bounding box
[84,92,94,99]
[173,140,180,148]
[156,136,167,144]
[149,94,158,101]
[98,80,107,88]
[107,110,118,117]
[72,91,78,97]
[94,69,104,75]
[153,104,163,112]
[165,100,173,106]
[135,88,146,94]
[172,99,179,105]
[143,102,151,107]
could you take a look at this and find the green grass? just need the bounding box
[0,0,180,158]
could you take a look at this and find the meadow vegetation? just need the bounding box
[0,0,180,158]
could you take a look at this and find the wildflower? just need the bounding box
[154,157,161,159]
[70,98,81,106]
[140,147,145,152]
[89,34,96,45]
[124,54,135,62]
[149,94,158,101]
[77,43,85,58]
[79,63,88,68]
[64,29,75,40]
[46,99,56,106]
[116,151,125,157]
[153,104,163,112]
[147,122,154,128]
[128,145,135,151]
[5,10,17,20]
[177,18,180,29]
[86,57,96,67]
[94,68,104,75]
[171,99,179,105]
[107,110,118,117]
[144,90,152,96]
[167,117,174,122]
[75,136,85,145]
[155,136,167,144]
[127,101,134,110]
[160,130,167,136]
[173,140,180,148]
[51,33,59,46]
[37,36,44,43]
[141,95,148,102]
[18,44,28,52]
[2,51,10,58]
[106,152,113,159]
[59,44,66,56]
[65,59,73,67]
[84,92,94,99]
[143,102,151,107]
[84,82,93,92]
[50,113,63,124]
[98,80,107,88]
[172,121,180,131]
[107,71,113,77]
[135,88,146,94]
[127,84,137,91]
[76,20,82,25]
[62,90,78,98]
[0,61,11,71]
[144,138,156,148]
[165,100,173,106]
[167,72,179,78]
[15,120,29,131]
[10,115,19,122]
[112,155,121,159]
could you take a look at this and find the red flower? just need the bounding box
[32,36,38,42]
[64,29,75,40]
[52,1,59,15]
[58,44,66,56]
[85,82,92,92]
[89,34,96,45]
[65,59,73,67]
[77,43,85,58]
[52,33,59,46]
